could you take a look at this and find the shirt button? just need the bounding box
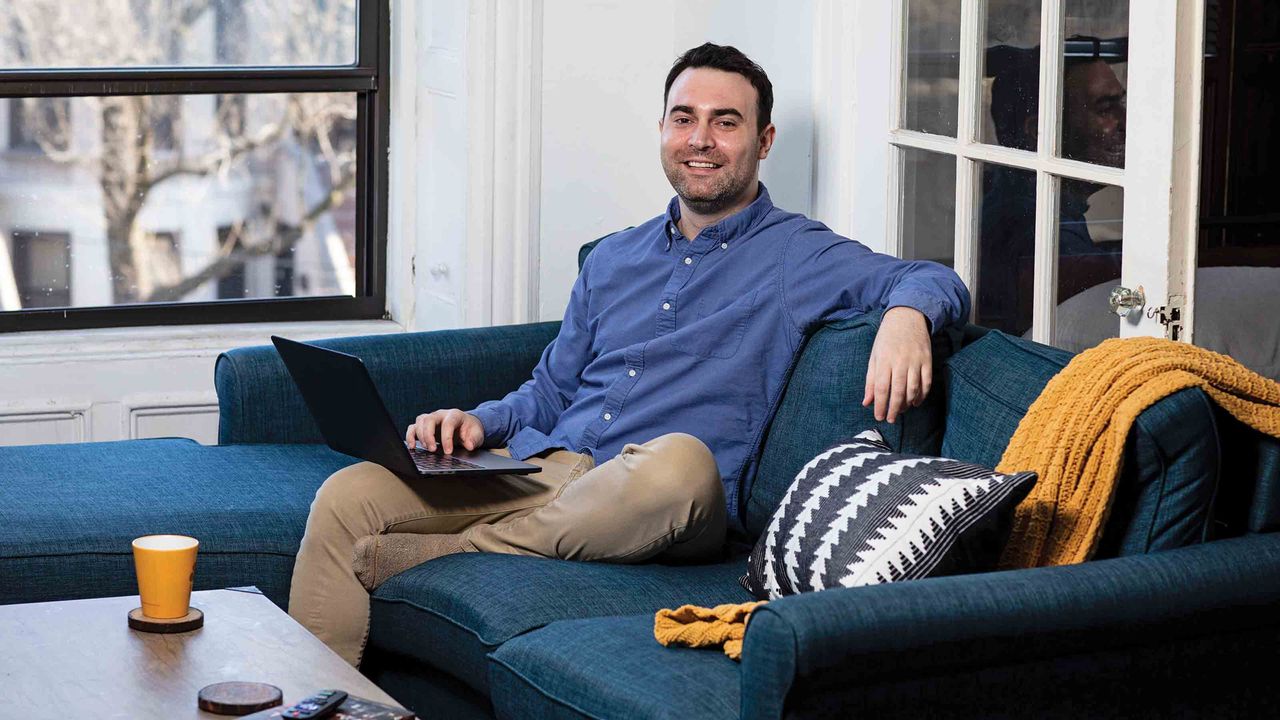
[721,242,728,250]
[662,302,671,311]
[683,257,692,265]
[628,369,636,377]
[603,413,613,421]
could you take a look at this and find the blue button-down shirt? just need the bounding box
[469,185,970,527]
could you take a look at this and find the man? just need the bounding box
[288,42,970,666]
[980,41,1127,334]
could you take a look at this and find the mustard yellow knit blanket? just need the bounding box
[997,336,1280,568]
[654,601,766,660]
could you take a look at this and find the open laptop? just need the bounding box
[271,336,541,479]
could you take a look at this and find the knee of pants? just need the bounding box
[311,462,400,524]
[631,432,724,512]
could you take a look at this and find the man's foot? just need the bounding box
[352,533,468,591]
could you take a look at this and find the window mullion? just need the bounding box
[954,0,984,313]
[1031,0,1065,344]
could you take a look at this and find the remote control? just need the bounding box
[280,689,348,719]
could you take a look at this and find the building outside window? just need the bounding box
[0,0,387,331]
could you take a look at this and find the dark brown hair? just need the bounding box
[664,42,773,132]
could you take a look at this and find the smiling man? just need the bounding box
[287,42,971,666]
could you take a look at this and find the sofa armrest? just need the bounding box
[215,321,561,445]
[739,533,1280,719]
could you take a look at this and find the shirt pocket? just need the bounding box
[673,288,759,359]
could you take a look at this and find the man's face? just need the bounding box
[1062,59,1127,169]
[659,67,775,215]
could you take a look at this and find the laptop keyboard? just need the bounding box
[410,448,484,472]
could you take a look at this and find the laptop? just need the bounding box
[271,336,541,479]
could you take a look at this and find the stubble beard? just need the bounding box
[662,152,757,217]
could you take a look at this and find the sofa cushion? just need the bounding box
[489,613,740,720]
[745,315,959,538]
[0,438,354,608]
[744,429,1036,599]
[367,552,752,694]
[942,331,1221,557]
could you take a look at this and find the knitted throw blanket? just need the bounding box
[997,336,1280,568]
[654,601,767,660]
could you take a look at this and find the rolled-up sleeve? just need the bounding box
[780,221,971,335]
[469,254,597,447]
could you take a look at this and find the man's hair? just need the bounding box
[664,42,773,133]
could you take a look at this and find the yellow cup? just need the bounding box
[132,535,199,619]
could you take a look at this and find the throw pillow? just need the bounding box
[742,429,1037,600]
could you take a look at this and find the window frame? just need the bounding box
[0,0,389,333]
[857,0,1202,346]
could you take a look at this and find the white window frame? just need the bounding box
[841,0,1204,345]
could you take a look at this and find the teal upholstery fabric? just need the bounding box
[216,322,561,445]
[942,330,1221,557]
[738,532,1280,719]
[489,614,741,720]
[1211,407,1280,536]
[744,314,960,538]
[367,552,752,694]
[0,439,354,608]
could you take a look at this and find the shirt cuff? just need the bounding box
[468,403,513,448]
[884,290,947,335]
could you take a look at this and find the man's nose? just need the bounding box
[687,121,714,150]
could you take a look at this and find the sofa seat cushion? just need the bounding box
[942,331,1221,557]
[367,552,752,694]
[0,438,355,608]
[489,613,740,720]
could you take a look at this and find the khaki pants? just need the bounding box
[287,432,726,665]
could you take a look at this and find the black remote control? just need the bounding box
[280,689,348,720]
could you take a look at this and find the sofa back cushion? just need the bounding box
[942,330,1222,557]
[744,314,958,538]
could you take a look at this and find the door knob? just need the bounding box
[1108,285,1145,317]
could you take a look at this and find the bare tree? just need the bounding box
[0,0,357,304]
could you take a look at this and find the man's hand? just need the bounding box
[862,307,933,424]
[406,409,485,454]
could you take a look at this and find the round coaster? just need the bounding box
[197,681,284,716]
[127,606,204,634]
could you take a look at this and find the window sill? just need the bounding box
[0,318,405,365]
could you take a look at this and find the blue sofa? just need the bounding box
[4,309,1280,717]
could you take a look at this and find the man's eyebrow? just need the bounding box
[666,105,745,120]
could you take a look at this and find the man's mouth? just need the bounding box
[684,160,722,169]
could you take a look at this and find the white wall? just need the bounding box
[536,0,816,320]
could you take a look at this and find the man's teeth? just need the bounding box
[687,161,720,168]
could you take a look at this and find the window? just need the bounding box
[0,0,387,332]
[6,230,72,309]
[892,0,1129,349]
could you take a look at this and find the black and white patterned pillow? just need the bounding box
[742,429,1037,600]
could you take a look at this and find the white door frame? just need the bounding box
[837,0,1205,345]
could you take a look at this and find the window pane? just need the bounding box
[982,1,1041,150]
[901,148,956,265]
[976,163,1036,334]
[1053,181,1122,351]
[1059,0,1128,168]
[904,0,961,137]
[0,1,356,69]
[0,93,357,312]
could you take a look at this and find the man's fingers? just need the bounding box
[886,364,907,424]
[921,362,933,401]
[417,413,440,452]
[862,357,877,407]
[906,365,921,408]
[873,364,892,422]
[440,411,460,454]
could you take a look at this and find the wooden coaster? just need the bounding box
[127,606,204,633]
[197,681,284,715]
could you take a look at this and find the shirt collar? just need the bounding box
[663,183,773,250]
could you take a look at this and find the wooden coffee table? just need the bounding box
[0,587,407,719]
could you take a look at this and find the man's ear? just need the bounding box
[757,123,777,160]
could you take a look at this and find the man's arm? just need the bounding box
[781,222,971,424]
[407,253,597,453]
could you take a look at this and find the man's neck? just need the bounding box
[675,183,759,241]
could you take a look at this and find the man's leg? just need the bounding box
[464,432,727,562]
[287,456,577,665]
